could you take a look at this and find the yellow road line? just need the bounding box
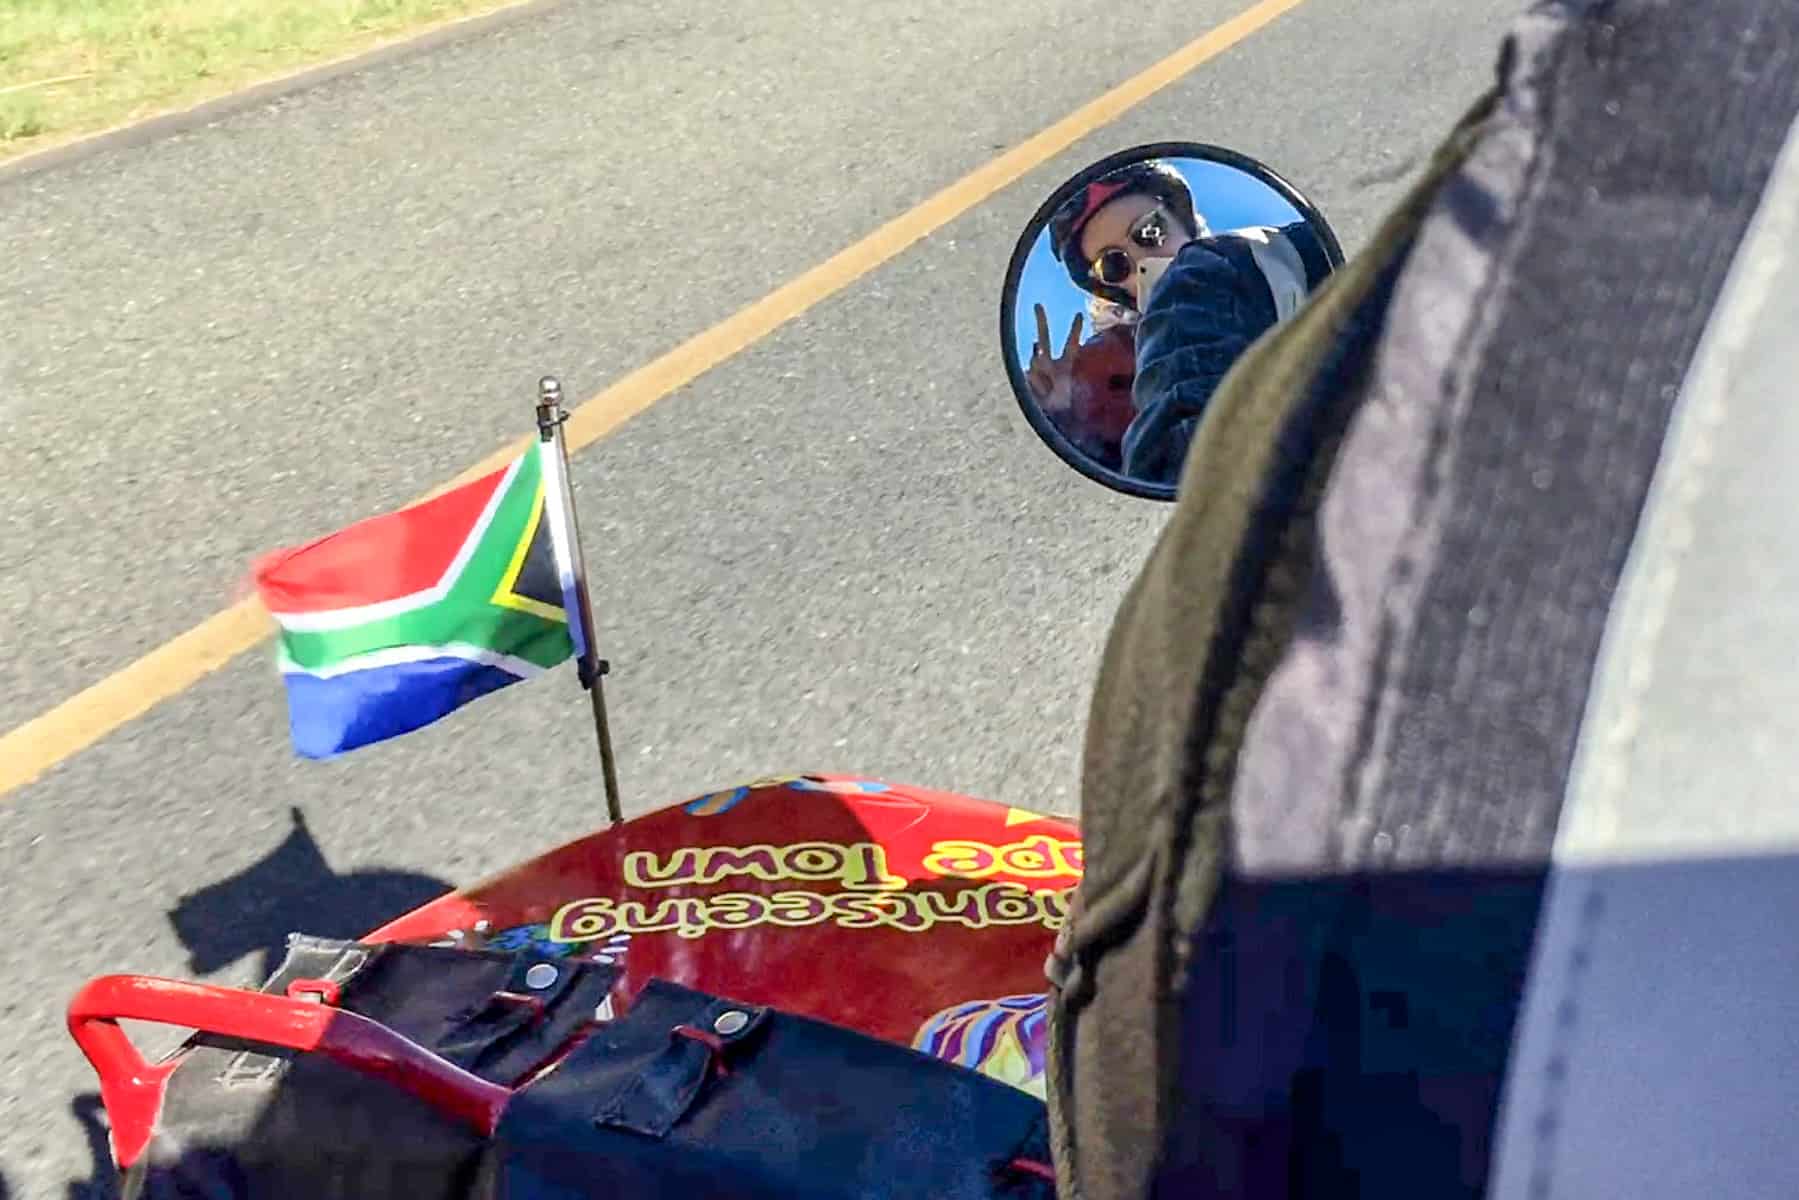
[0,0,1308,801]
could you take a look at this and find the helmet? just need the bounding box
[1047,160,1200,307]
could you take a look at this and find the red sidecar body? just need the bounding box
[71,775,1082,1198]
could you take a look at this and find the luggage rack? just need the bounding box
[68,974,511,1169]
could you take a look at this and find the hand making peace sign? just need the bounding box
[1026,304,1084,415]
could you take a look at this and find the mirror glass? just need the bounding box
[1000,143,1345,499]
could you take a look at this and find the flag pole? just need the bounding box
[535,376,623,825]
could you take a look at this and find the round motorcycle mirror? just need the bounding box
[1000,142,1346,500]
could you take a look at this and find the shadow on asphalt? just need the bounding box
[166,806,452,983]
[47,808,456,1196]
[63,1093,118,1200]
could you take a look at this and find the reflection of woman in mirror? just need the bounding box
[1028,161,1199,471]
[1043,159,1334,487]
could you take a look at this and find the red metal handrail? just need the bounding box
[68,975,512,1168]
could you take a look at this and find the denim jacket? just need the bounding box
[1121,221,1334,487]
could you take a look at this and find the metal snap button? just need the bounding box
[524,963,559,990]
[713,1010,750,1036]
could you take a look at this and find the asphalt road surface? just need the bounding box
[0,0,1520,1192]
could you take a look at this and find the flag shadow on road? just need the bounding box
[167,806,452,984]
[44,811,453,1197]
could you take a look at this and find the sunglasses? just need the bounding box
[1090,208,1173,288]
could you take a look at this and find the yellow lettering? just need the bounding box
[981,886,1040,925]
[922,840,999,878]
[621,848,700,888]
[766,891,830,927]
[548,897,616,943]
[840,842,907,891]
[828,893,890,929]
[547,884,1076,941]
[696,845,784,883]
[703,892,771,931]
[780,842,848,881]
[923,838,1083,881]
[921,888,989,928]
[613,897,689,936]
[619,840,919,890]
[872,893,933,932]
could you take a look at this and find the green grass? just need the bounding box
[0,0,515,159]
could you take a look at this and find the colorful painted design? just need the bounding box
[685,775,796,816]
[487,922,581,959]
[685,776,891,815]
[686,787,752,817]
[789,778,891,796]
[914,993,1050,1098]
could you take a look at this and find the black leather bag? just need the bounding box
[492,979,1056,1200]
[123,940,1054,1200]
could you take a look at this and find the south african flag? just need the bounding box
[253,448,581,759]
